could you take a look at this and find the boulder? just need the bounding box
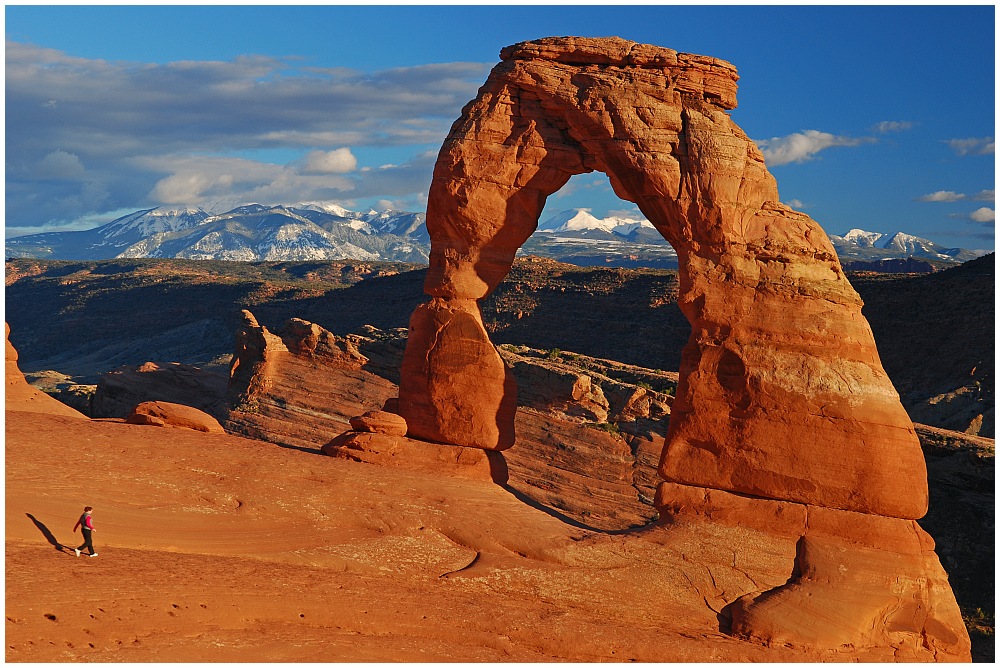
[349,410,408,437]
[125,401,226,434]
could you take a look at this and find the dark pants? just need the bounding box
[77,529,94,555]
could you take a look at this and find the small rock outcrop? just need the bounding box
[224,312,387,451]
[226,310,291,411]
[125,401,226,434]
[390,36,969,659]
[349,410,409,437]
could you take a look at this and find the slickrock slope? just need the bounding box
[11,303,991,658]
[0,325,806,662]
[394,36,968,658]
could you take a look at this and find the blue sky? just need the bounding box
[5,4,995,250]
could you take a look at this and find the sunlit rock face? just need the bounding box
[399,35,923,516]
[395,36,969,660]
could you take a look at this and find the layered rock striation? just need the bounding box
[393,36,969,659]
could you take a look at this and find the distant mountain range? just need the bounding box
[5,203,430,263]
[5,204,984,271]
[828,228,981,266]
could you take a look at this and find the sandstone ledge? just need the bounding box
[322,430,505,484]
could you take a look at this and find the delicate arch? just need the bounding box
[398,37,926,520]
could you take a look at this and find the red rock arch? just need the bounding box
[398,36,926,520]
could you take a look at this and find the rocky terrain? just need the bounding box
[6,256,992,441]
[5,202,994,663]
[857,254,994,437]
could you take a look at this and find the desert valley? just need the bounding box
[5,35,995,663]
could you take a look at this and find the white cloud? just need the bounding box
[874,120,914,133]
[974,189,995,202]
[150,172,233,204]
[917,190,965,202]
[296,148,358,174]
[969,207,995,224]
[605,205,645,220]
[138,148,440,209]
[143,154,350,205]
[5,40,490,231]
[755,130,875,166]
[372,192,429,213]
[946,137,995,156]
[36,149,86,180]
[783,198,807,209]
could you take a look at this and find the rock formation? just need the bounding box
[393,37,969,659]
[125,400,226,434]
[224,311,394,450]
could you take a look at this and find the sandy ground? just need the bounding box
[8,408,907,662]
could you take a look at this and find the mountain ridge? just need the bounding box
[6,204,985,270]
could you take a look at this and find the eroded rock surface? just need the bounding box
[224,311,389,450]
[398,36,925,519]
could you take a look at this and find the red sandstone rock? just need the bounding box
[349,410,408,436]
[278,317,367,364]
[399,35,925,520]
[226,310,290,408]
[654,483,970,660]
[399,298,517,450]
[125,401,226,434]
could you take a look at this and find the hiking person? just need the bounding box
[73,506,97,557]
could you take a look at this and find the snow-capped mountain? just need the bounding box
[829,229,981,264]
[117,208,381,262]
[537,209,657,236]
[837,228,885,248]
[6,203,430,263]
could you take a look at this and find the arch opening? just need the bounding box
[518,172,680,270]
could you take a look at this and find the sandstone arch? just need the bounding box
[399,36,924,519]
[396,38,970,658]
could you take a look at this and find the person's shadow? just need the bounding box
[26,513,70,554]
